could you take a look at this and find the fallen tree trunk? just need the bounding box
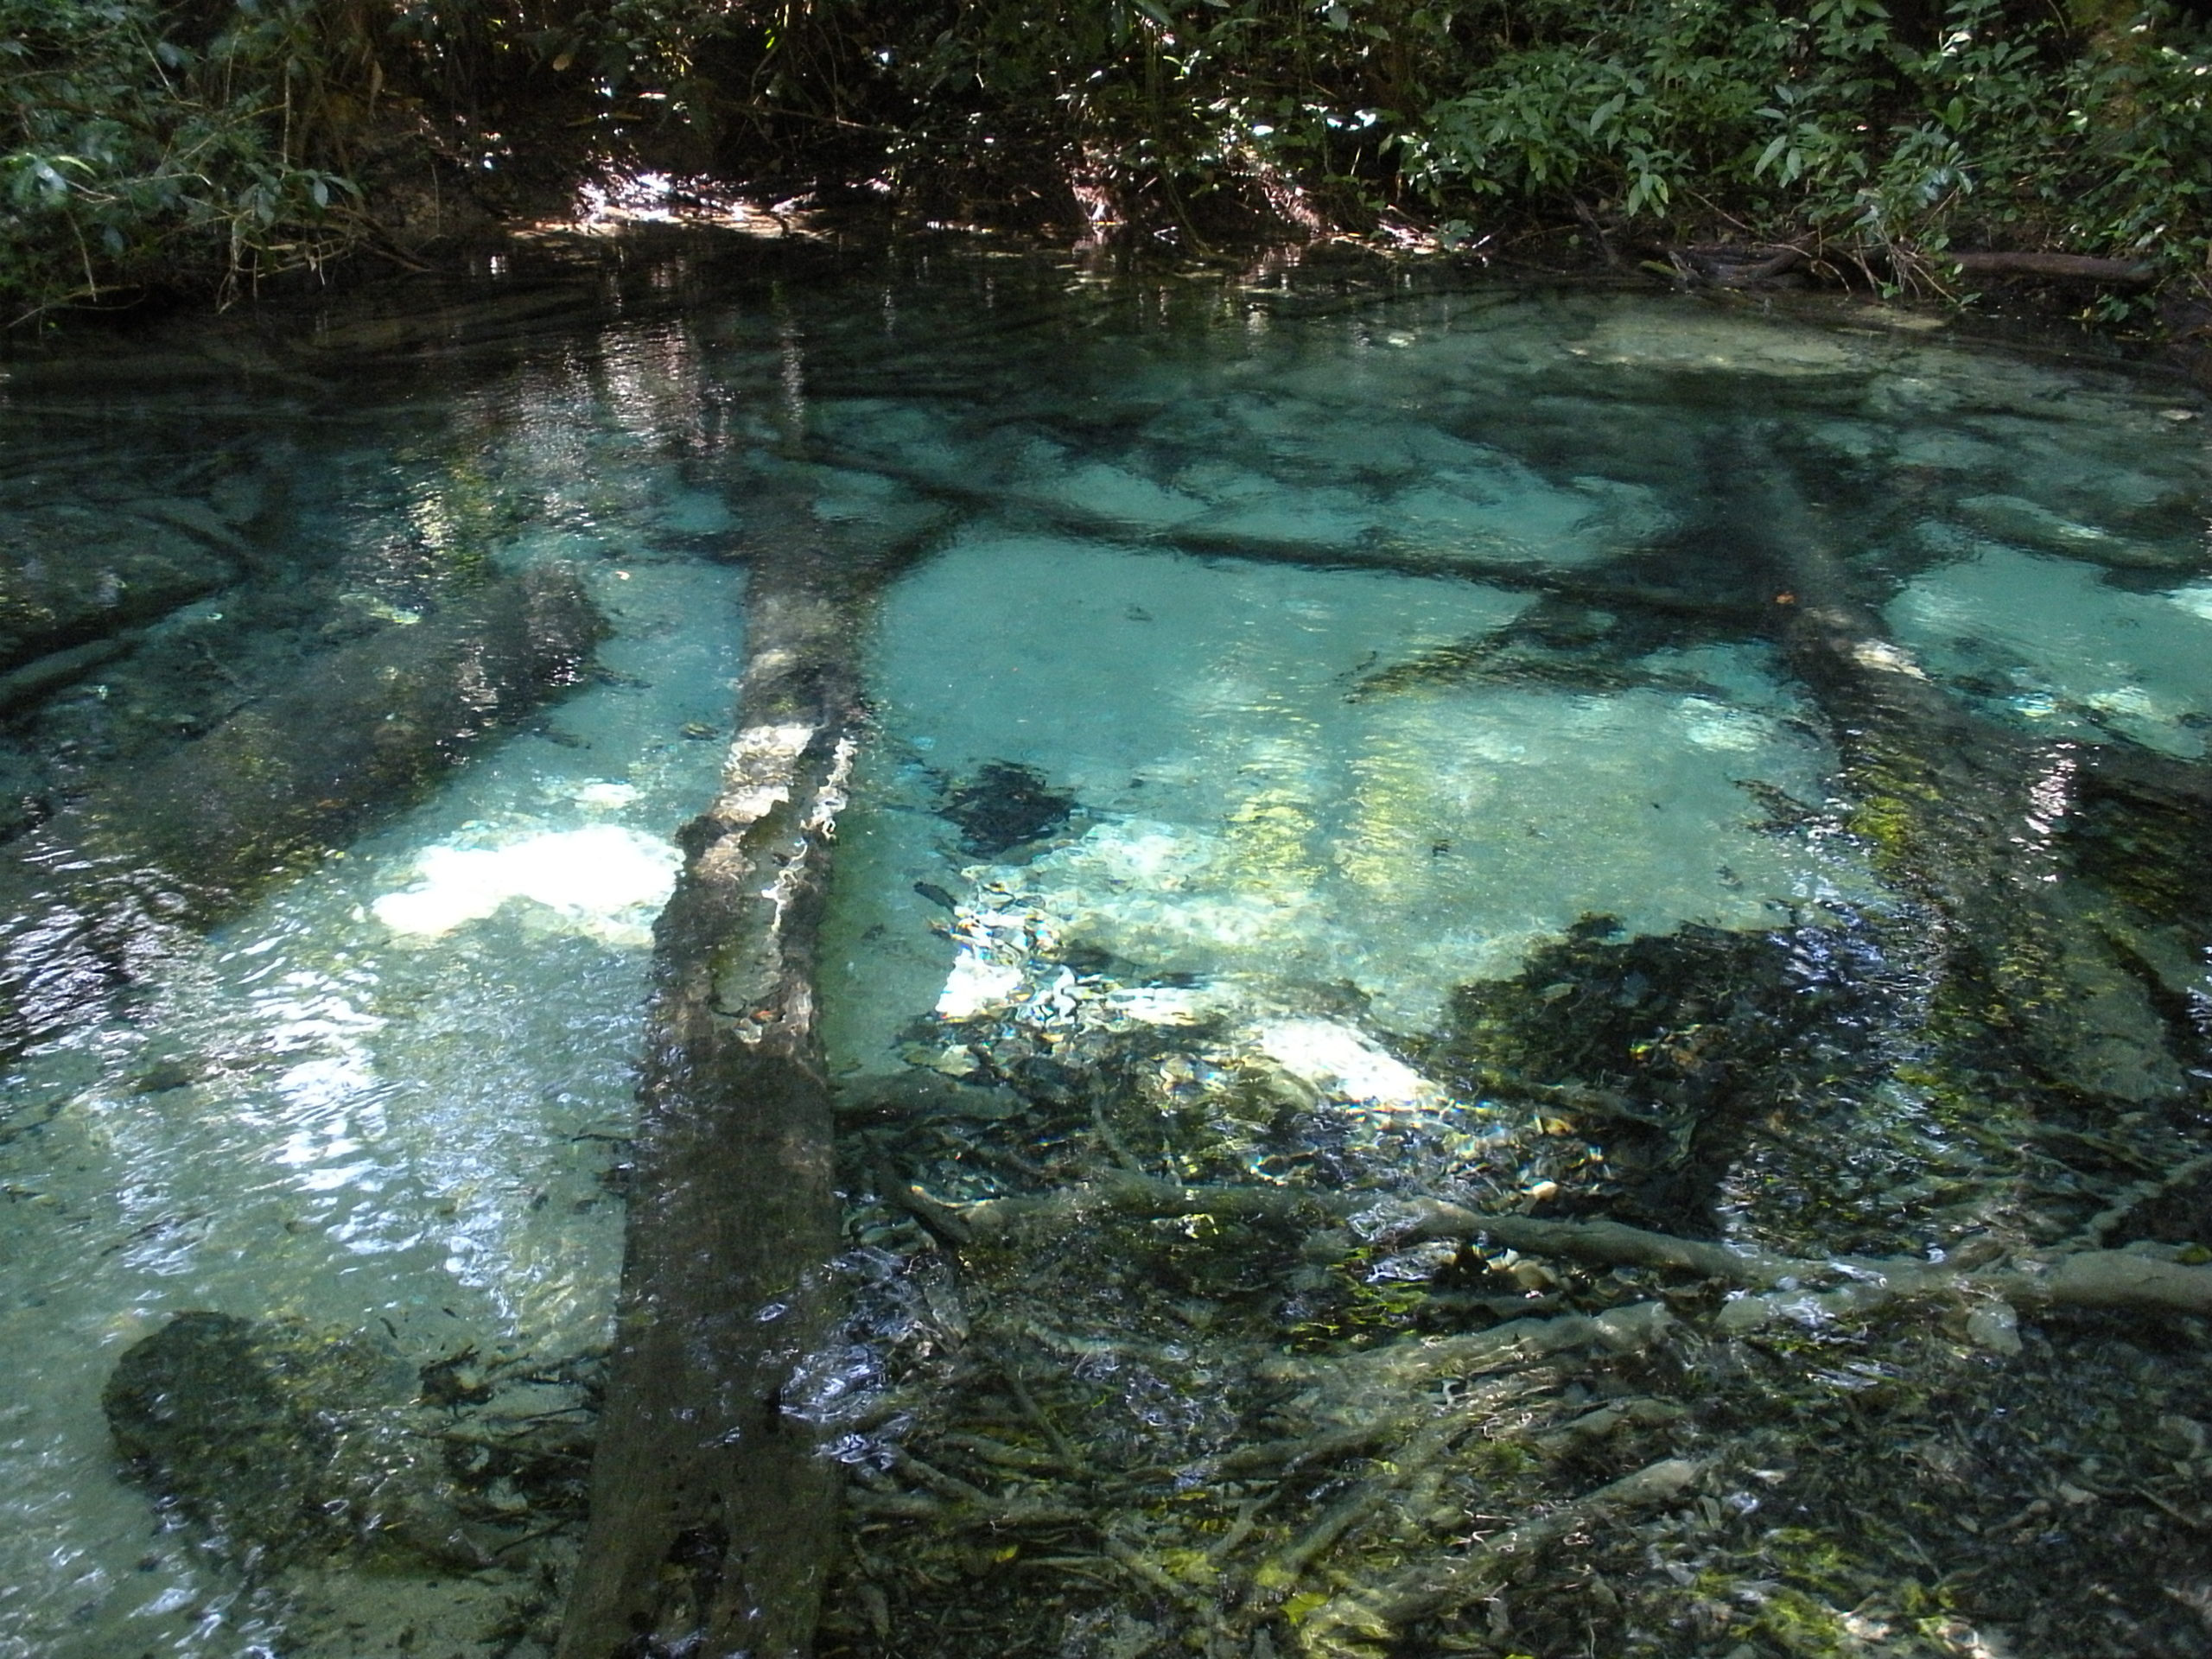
[791,435,1766,631]
[1669,243,1807,287]
[1725,424,2186,1106]
[1949,250,2158,287]
[0,631,140,712]
[556,535,875,1659]
[95,561,604,894]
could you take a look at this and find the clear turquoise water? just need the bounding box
[1,245,2209,1657]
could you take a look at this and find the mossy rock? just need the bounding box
[103,1312,481,1572]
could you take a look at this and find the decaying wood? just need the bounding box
[0,631,140,711]
[909,1168,2212,1332]
[1669,243,1808,287]
[106,562,604,894]
[1729,424,2188,1106]
[557,541,867,1659]
[1949,250,2158,286]
[792,435,1763,630]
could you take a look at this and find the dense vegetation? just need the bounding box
[6,1,2212,318]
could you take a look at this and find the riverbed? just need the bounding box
[2,239,2208,1658]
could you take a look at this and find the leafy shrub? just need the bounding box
[8,0,2212,316]
[676,0,2212,285]
[1402,0,2212,283]
[0,0,360,321]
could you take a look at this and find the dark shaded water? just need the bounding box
[2,238,2209,1658]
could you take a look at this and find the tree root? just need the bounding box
[2074,1150,2212,1249]
[1297,1457,1710,1657]
[1264,1301,1675,1394]
[906,1172,2212,1332]
[853,1145,2212,1657]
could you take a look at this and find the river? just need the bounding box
[2,237,2207,1659]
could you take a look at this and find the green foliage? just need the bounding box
[1402,0,2212,283]
[870,0,1469,226]
[658,0,2212,286]
[0,0,363,320]
[9,0,2212,315]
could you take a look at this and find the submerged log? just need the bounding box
[0,503,237,671]
[793,434,1764,630]
[557,537,874,1659]
[0,561,603,1058]
[81,560,603,893]
[1726,426,2188,1105]
[0,632,140,712]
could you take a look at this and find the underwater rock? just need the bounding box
[941,760,1077,857]
[103,1312,488,1573]
[0,505,236,671]
[371,821,680,948]
[1255,1016,1434,1110]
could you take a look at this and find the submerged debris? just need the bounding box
[1428,914,1909,1239]
[22,257,2212,1659]
[810,819,2212,1659]
[1347,599,1721,703]
[940,760,1081,858]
